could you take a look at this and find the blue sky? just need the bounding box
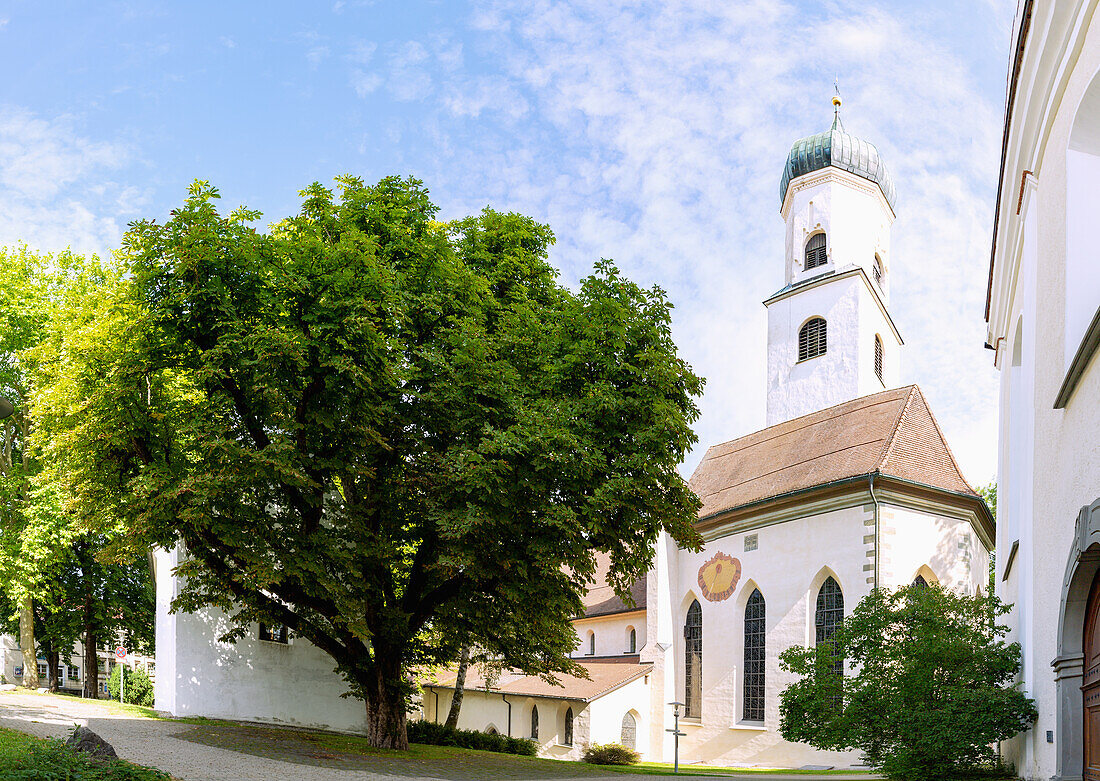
[0,0,1014,484]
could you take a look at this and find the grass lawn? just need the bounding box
[0,726,41,764]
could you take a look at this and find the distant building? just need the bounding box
[418,103,993,768]
[0,635,154,696]
[984,1,1100,779]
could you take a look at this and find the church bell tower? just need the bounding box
[764,97,903,426]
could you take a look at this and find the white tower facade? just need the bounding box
[764,105,903,426]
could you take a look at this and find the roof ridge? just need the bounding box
[876,386,916,472]
[901,385,977,495]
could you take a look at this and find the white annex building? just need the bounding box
[421,104,993,768]
[154,104,994,769]
[985,1,1100,779]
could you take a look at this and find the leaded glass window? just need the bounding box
[805,233,827,269]
[799,318,827,361]
[742,589,765,722]
[531,705,539,739]
[684,599,702,718]
[621,711,637,749]
[627,627,636,653]
[564,707,573,746]
[815,577,844,680]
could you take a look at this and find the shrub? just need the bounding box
[406,720,538,756]
[106,666,154,708]
[0,736,171,780]
[778,585,1037,781]
[582,742,640,765]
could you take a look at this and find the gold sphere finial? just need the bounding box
[832,95,842,108]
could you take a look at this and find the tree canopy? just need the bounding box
[779,584,1036,780]
[50,176,705,747]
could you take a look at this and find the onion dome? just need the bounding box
[779,98,896,211]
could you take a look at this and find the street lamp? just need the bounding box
[666,701,686,773]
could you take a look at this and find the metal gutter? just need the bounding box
[985,0,1036,323]
[869,474,881,590]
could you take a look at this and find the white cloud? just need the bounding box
[0,107,141,254]
[415,0,1008,484]
[387,41,433,101]
[350,69,383,97]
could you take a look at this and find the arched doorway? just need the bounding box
[1085,569,1100,778]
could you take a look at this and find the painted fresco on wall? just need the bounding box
[698,552,741,601]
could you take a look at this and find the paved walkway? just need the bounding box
[0,691,875,781]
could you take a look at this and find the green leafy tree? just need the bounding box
[46,176,705,748]
[107,664,154,707]
[978,481,997,595]
[779,585,1036,780]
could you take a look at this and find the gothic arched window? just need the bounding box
[586,630,595,656]
[684,599,702,718]
[743,589,766,722]
[530,705,539,739]
[873,254,884,286]
[799,318,828,361]
[621,711,637,749]
[874,335,884,383]
[913,575,929,589]
[627,627,636,654]
[564,707,573,746]
[805,233,828,269]
[816,577,845,682]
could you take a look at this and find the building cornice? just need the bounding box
[762,266,904,345]
[780,165,896,221]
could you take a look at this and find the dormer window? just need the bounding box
[799,318,827,361]
[805,233,828,269]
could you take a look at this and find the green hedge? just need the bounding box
[107,665,154,708]
[582,742,640,765]
[0,738,170,780]
[406,720,538,756]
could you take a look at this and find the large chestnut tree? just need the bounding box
[51,176,704,748]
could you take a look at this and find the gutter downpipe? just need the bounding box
[501,693,512,736]
[870,474,880,590]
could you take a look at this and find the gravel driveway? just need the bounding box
[0,691,875,781]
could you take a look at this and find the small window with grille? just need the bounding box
[805,233,827,269]
[799,318,827,361]
[874,335,884,383]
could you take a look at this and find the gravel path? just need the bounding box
[0,691,875,781]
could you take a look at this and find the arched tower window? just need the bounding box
[743,589,766,722]
[873,254,884,286]
[684,599,702,718]
[530,705,539,739]
[815,577,844,681]
[805,233,827,269]
[874,335,884,383]
[621,711,637,749]
[564,707,573,746]
[626,626,636,654]
[798,318,827,361]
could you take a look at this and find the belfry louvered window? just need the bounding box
[742,589,766,722]
[684,599,702,718]
[873,255,883,285]
[799,318,827,361]
[874,335,884,383]
[805,233,827,269]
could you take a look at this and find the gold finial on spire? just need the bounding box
[832,95,842,108]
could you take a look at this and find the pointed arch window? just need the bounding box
[586,630,595,656]
[913,575,929,589]
[743,589,766,722]
[530,705,539,739]
[627,627,636,654]
[805,233,828,269]
[799,318,827,361]
[815,577,844,681]
[621,711,637,749]
[874,335,884,383]
[873,255,883,286]
[684,599,702,718]
[564,707,574,746]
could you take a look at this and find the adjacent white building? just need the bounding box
[419,103,993,768]
[985,1,1100,779]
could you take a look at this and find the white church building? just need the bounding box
[154,103,994,770]
[420,103,993,768]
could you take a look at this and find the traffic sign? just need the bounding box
[115,647,127,660]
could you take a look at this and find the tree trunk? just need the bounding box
[83,626,98,699]
[444,646,470,730]
[365,660,409,749]
[45,643,59,692]
[18,596,36,690]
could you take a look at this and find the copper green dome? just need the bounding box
[779,112,896,211]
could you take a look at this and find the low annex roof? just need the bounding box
[690,385,977,522]
[426,657,651,703]
[580,552,646,618]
